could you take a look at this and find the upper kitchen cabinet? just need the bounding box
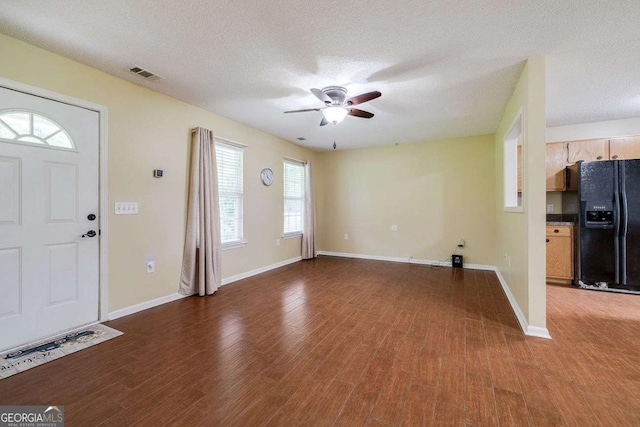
[546,142,567,191]
[545,135,640,192]
[609,136,640,160]
[517,145,522,193]
[567,139,609,163]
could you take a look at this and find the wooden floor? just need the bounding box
[1,256,640,426]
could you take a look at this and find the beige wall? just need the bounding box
[546,192,563,214]
[547,117,640,143]
[494,57,547,331]
[316,135,497,266]
[0,34,317,312]
[0,32,550,332]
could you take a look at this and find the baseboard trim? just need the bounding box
[318,250,550,339]
[494,269,551,339]
[108,257,303,321]
[317,250,495,271]
[108,292,189,320]
[525,325,552,339]
[108,253,550,339]
[221,256,302,286]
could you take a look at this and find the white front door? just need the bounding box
[0,86,99,351]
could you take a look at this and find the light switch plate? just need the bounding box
[115,202,139,215]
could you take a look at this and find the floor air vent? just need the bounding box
[129,66,163,81]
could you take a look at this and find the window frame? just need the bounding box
[504,108,525,213]
[215,139,246,248]
[283,159,305,237]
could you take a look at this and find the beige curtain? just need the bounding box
[179,127,222,296]
[302,161,316,259]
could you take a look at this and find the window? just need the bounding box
[216,141,244,245]
[0,110,75,150]
[504,109,524,212]
[284,160,304,235]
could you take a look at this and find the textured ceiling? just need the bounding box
[1,1,639,150]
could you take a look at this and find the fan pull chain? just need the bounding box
[333,125,337,150]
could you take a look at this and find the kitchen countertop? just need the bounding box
[546,214,577,224]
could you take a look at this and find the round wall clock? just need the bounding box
[260,168,274,186]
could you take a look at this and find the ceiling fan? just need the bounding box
[285,86,382,126]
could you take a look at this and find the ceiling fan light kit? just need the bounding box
[284,86,382,149]
[323,106,348,124]
[284,86,381,127]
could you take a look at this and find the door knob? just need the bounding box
[82,230,97,238]
[87,214,96,221]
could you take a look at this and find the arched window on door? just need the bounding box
[0,110,75,150]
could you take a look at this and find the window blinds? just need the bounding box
[216,142,244,243]
[284,160,304,235]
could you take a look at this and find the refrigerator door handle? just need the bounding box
[614,161,621,284]
[620,162,628,285]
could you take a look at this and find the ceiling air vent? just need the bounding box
[129,66,163,82]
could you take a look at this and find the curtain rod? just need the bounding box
[284,156,307,165]
[192,129,305,161]
[190,128,248,148]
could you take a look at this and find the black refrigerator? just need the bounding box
[573,159,640,293]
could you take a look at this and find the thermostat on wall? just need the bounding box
[153,169,163,178]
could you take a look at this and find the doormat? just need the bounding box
[0,324,123,380]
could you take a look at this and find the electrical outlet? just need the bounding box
[276,239,281,247]
[391,224,398,232]
[457,239,465,248]
[547,204,555,213]
[344,233,349,240]
[146,259,155,273]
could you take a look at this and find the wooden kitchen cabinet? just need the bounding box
[517,145,522,193]
[567,139,609,163]
[545,135,640,192]
[546,225,574,281]
[609,136,640,160]
[546,142,567,191]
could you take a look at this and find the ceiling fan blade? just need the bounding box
[348,108,374,118]
[347,91,381,106]
[320,117,329,126]
[284,108,322,113]
[311,88,332,104]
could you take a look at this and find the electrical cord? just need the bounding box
[425,244,462,269]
